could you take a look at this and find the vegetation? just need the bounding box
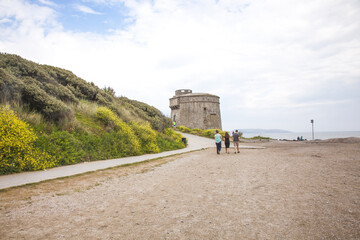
[0,107,56,174]
[176,125,266,141]
[247,136,271,140]
[176,126,271,141]
[176,125,231,139]
[0,53,184,175]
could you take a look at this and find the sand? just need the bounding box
[1,138,359,239]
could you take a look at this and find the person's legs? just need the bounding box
[234,141,239,153]
[216,142,221,154]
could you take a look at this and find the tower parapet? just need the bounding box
[175,89,192,96]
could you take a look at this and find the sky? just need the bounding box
[1,0,360,132]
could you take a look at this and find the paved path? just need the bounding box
[0,133,264,189]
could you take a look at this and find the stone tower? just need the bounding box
[169,89,222,130]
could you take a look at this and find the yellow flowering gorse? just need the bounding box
[0,107,55,174]
[96,106,140,154]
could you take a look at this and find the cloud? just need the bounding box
[0,18,12,24]
[75,4,102,15]
[38,0,57,7]
[74,4,102,15]
[0,0,359,131]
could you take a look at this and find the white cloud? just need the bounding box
[74,4,102,15]
[38,0,57,7]
[0,0,359,131]
[0,18,11,24]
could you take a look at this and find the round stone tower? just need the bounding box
[169,89,222,130]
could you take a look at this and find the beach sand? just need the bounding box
[1,138,359,239]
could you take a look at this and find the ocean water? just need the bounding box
[242,131,360,141]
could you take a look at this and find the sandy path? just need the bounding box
[1,139,359,239]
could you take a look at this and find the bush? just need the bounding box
[22,79,73,122]
[0,68,24,103]
[178,125,191,133]
[164,128,183,142]
[190,128,203,135]
[119,97,172,131]
[96,106,140,155]
[176,126,227,139]
[249,135,269,140]
[43,82,78,103]
[156,128,185,151]
[51,68,98,101]
[0,107,56,174]
[130,122,160,154]
[36,131,85,166]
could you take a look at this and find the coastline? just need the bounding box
[242,131,360,141]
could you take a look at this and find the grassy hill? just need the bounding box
[0,53,184,175]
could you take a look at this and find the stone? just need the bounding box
[169,89,222,130]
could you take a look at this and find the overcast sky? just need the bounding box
[1,0,360,132]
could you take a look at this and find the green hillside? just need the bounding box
[0,53,184,175]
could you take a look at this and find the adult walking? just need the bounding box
[214,130,222,154]
[232,130,240,154]
[224,132,230,154]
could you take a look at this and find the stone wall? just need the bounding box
[169,90,222,130]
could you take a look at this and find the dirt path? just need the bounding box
[1,139,359,239]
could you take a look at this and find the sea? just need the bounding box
[242,131,360,141]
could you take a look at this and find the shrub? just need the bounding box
[190,128,203,135]
[36,131,85,166]
[118,97,172,131]
[96,106,140,155]
[0,107,56,174]
[0,68,24,103]
[249,135,269,140]
[157,128,184,151]
[176,126,226,139]
[130,122,160,154]
[178,125,191,133]
[43,82,78,103]
[164,128,183,142]
[103,86,116,97]
[22,79,73,122]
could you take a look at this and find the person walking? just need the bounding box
[224,132,230,154]
[232,130,240,153]
[214,130,222,154]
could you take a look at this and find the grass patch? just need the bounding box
[246,136,271,140]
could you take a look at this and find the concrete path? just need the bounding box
[0,133,264,189]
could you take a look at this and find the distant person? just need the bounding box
[301,136,303,141]
[214,130,222,154]
[232,130,240,153]
[224,132,230,154]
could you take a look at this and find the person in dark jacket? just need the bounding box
[224,132,230,154]
[232,130,240,153]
